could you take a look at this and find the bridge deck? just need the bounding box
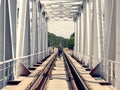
[46,57,72,90]
[66,52,116,90]
[2,52,116,90]
[2,54,55,90]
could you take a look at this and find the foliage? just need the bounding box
[48,32,69,48]
[48,32,74,50]
[68,33,74,50]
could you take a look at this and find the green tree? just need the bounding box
[68,33,74,50]
[48,32,69,48]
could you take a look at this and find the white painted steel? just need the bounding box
[0,0,120,90]
[0,0,49,89]
[73,0,119,89]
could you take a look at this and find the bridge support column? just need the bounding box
[32,0,38,65]
[104,0,120,89]
[16,0,31,76]
[0,0,16,88]
[76,16,80,58]
[73,18,77,56]
[80,6,84,61]
[45,17,48,56]
[103,0,115,83]
[42,11,45,59]
[116,0,120,89]
[37,1,42,62]
[82,0,91,66]
[78,13,81,60]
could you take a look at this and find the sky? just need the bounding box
[48,20,74,39]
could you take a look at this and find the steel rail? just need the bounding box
[26,52,89,90]
[26,53,57,90]
[63,52,89,90]
[63,53,78,90]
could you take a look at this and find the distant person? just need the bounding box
[58,43,63,57]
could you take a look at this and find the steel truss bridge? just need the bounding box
[0,0,120,90]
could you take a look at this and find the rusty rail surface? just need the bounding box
[63,52,89,90]
[26,52,89,90]
[63,53,78,90]
[26,53,57,90]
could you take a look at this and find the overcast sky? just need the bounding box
[48,20,74,39]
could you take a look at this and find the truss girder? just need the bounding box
[41,0,82,21]
[0,0,49,89]
[73,0,120,90]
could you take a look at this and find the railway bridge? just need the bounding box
[0,0,119,90]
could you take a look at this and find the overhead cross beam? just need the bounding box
[40,0,82,21]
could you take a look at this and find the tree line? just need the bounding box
[48,32,74,50]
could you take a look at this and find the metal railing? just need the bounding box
[0,50,50,89]
[73,51,120,89]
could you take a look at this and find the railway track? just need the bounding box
[26,52,89,90]
[63,52,89,90]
